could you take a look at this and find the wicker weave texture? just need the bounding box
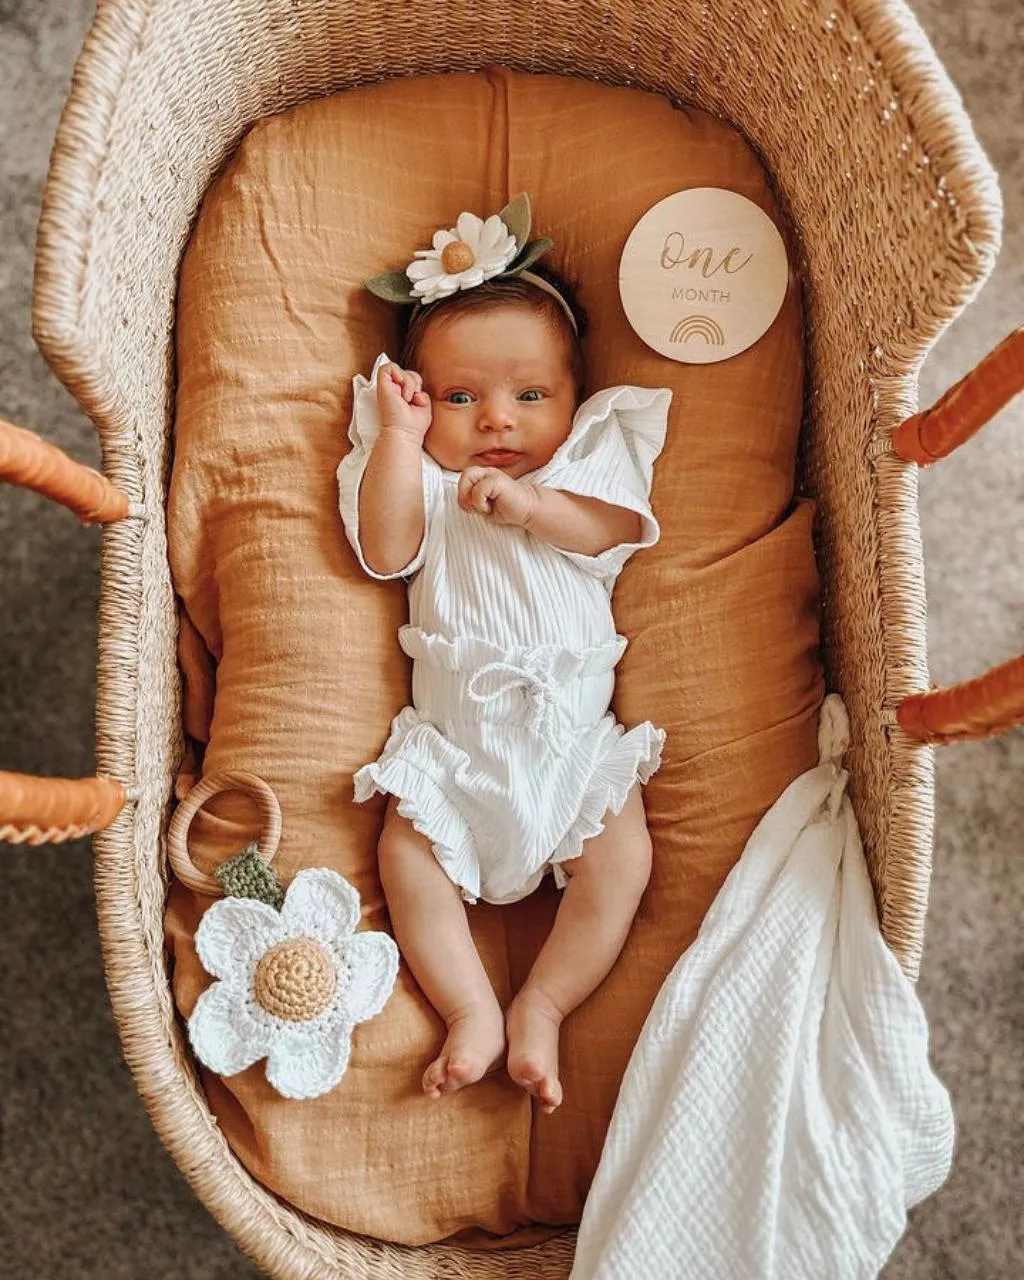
[31,1,1001,1276]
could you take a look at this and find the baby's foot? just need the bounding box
[422,998,506,1099]
[506,987,564,1114]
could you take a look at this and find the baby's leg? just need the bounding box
[377,796,505,1098]
[506,784,653,1113]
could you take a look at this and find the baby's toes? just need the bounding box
[509,1053,562,1113]
[521,1067,562,1114]
[538,1075,563,1114]
[422,1056,448,1097]
[443,1055,476,1089]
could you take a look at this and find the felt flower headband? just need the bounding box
[364,192,578,333]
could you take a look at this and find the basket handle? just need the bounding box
[890,327,1024,465]
[897,655,1024,746]
[0,771,129,844]
[0,416,140,523]
[1,416,140,843]
[889,328,1024,744]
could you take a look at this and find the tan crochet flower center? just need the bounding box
[254,937,336,1022]
[441,240,475,274]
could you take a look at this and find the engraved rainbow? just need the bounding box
[669,314,726,345]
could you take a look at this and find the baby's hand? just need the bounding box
[376,362,432,442]
[458,467,539,528]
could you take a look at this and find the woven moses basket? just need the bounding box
[3,0,1023,1275]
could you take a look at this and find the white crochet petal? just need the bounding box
[458,267,485,289]
[456,211,483,248]
[337,930,400,1024]
[265,1023,352,1100]
[188,980,273,1076]
[194,897,285,981]
[279,867,361,946]
[432,228,457,251]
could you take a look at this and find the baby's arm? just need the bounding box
[458,467,642,557]
[358,364,432,576]
[523,486,642,557]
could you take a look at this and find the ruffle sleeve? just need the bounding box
[337,351,442,581]
[532,383,672,581]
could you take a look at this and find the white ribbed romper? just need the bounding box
[338,352,671,906]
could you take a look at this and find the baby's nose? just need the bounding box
[478,414,512,435]
[479,405,516,431]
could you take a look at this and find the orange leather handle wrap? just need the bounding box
[0,770,127,844]
[0,417,133,523]
[898,654,1024,745]
[891,327,1024,464]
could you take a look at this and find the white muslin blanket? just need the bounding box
[571,694,954,1280]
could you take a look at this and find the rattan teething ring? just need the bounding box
[166,770,282,896]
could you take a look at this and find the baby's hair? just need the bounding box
[400,262,590,400]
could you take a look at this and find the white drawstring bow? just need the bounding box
[466,658,573,754]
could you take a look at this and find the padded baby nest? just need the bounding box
[26,0,1002,1276]
[165,65,822,1246]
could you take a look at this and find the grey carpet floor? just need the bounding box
[1,2,1021,1277]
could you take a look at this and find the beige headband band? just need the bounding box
[518,270,580,335]
[410,268,579,336]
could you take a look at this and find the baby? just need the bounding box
[339,209,670,1113]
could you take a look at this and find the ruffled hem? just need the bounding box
[548,720,665,888]
[398,625,627,678]
[353,709,666,905]
[354,708,486,902]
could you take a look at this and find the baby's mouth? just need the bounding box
[475,448,522,466]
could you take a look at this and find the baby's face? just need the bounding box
[415,307,577,479]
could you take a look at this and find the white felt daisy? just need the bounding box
[188,867,398,1100]
[404,210,518,305]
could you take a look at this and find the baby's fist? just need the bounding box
[458,467,538,528]
[377,362,432,441]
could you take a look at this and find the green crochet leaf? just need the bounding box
[498,192,532,250]
[365,271,418,304]
[505,237,554,277]
[215,842,285,910]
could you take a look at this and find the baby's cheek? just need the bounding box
[534,417,575,467]
[423,418,465,471]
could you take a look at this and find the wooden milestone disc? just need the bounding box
[619,188,789,364]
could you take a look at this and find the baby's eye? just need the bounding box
[446,391,473,405]
[519,389,543,402]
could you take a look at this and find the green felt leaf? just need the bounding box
[364,271,418,304]
[498,192,532,250]
[505,237,554,277]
